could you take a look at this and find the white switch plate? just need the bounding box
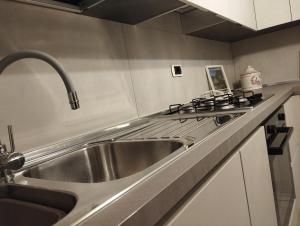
[171,65,183,77]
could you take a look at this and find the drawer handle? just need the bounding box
[267,127,293,155]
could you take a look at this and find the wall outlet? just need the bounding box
[171,65,183,77]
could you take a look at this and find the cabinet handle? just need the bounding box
[267,127,293,155]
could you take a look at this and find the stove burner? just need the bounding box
[192,98,214,111]
[231,95,250,107]
[215,104,235,110]
[169,104,196,114]
[238,97,249,103]
[180,105,196,114]
[169,104,182,114]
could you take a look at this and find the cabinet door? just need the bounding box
[239,127,278,226]
[288,199,298,226]
[284,96,300,163]
[292,148,300,214]
[254,0,292,29]
[163,152,251,226]
[228,0,257,29]
[290,0,300,21]
[284,95,300,215]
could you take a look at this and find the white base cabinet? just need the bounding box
[163,151,251,226]
[163,127,277,226]
[292,149,300,215]
[239,127,278,226]
[284,96,300,215]
[161,96,300,226]
[288,199,298,226]
[284,96,300,162]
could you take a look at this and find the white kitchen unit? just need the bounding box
[284,95,300,163]
[253,0,292,29]
[284,96,300,217]
[163,152,251,226]
[239,127,278,226]
[291,150,300,218]
[179,0,257,29]
[179,0,230,19]
[290,0,300,21]
[289,199,299,226]
[163,127,278,226]
[228,0,257,29]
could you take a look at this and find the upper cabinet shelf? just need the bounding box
[24,0,186,24]
[81,0,185,24]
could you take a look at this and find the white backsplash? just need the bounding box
[0,1,234,152]
[125,14,234,116]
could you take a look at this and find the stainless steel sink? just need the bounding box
[23,140,183,183]
[0,184,76,226]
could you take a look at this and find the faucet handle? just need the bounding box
[7,125,15,153]
[0,139,7,154]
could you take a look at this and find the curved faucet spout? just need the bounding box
[0,50,80,110]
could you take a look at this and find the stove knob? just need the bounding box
[278,113,285,121]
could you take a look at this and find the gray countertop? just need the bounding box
[80,82,300,226]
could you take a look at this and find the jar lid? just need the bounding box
[241,66,259,76]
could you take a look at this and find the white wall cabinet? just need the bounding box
[239,127,278,226]
[179,0,230,20]
[290,0,300,21]
[179,0,257,30]
[253,0,292,29]
[228,0,257,29]
[163,152,251,226]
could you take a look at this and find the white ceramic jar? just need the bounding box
[240,66,263,91]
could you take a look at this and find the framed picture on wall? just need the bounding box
[205,65,232,94]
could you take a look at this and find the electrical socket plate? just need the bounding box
[171,65,183,77]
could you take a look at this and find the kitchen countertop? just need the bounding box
[79,82,300,226]
[9,82,300,226]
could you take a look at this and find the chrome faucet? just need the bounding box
[0,50,81,182]
[0,125,25,183]
[0,50,80,110]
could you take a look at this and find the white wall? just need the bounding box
[0,1,234,152]
[125,15,235,116]
[232,26,300,85]
[0,0,138,152]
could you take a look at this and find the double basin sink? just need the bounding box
[4,139,185,225]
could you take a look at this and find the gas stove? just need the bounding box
[167,91,272,115]
[148,91,273,138]
[151,90,273,126]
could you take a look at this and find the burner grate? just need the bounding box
[168,91,263,115]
